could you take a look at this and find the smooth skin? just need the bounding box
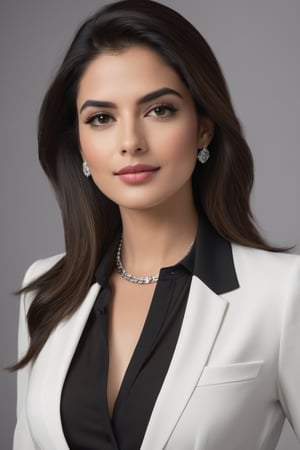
[77,45,214,417]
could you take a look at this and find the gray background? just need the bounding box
[1,0,299,448]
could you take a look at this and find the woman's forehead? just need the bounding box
[76,46,191,106]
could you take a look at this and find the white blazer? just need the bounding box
[13,242,300,450]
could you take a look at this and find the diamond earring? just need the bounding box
[82,161,91,177]
[197,147,210,164]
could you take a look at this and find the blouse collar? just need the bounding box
[94,214,239,295]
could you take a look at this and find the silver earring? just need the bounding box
[197,146,210,164]
[82,161,91,177]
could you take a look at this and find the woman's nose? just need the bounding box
[120,146,145,155]
[119,120,148,155]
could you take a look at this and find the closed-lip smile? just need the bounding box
[115,164,160,175]
[114,164,160,184]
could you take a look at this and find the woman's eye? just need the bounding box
[85,113,113,126]
[146,104,178,118]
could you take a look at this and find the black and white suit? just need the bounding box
[14,222,300,449]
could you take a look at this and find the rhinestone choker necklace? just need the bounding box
[116,237,194,284]
[116,237,159,284]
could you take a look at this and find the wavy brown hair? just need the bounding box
[12,0,281,370]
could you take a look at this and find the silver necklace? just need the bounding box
[116,236,194,284]
[116,237,159,284]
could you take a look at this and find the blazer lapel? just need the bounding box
[28,283,101,450]
[141,275,229,450]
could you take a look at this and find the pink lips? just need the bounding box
[115,164,160,183]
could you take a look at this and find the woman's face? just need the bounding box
[77,45,212,211]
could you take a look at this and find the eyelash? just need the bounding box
[146,103,178,118]
[85,113,113,126]
[84,103,178,126]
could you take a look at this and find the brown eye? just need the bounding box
[86,113,114,126]
[146,104,178,118]
[154,106,167,116]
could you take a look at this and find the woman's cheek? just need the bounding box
[156,123,198,160]
[79,132,107,164]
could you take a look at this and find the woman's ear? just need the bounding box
[197,116,215,148]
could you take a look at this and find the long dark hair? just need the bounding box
[12,0,280,370]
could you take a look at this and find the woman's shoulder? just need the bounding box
[23,253,65,287]
[232,242,300,262]
[232,243,300,285]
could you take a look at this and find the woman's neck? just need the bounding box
[119,199,199,276]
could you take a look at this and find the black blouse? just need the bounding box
[60,217,238,450]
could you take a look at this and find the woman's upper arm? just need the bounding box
[14,335,35,450]
[13,260,43,450]
[16,290,31,418]
[277,257,300,443]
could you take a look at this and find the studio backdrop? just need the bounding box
[1,0,299,448]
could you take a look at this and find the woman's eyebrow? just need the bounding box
[79,87,183,113]
[79,99,115,113]
[137,87,183,105]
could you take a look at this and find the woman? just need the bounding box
[12,1,300,449]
